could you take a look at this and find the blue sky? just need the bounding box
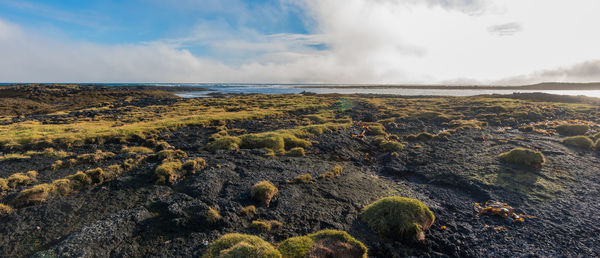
[0,0,599,83]
[0,0,310,56]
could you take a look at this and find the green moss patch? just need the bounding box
[562,136,595,149]
[499,148,546,168]
[154,161,183,185]
[203,233,281,258]
[251,181,278,207]
[379,141,404,152]
[286,147,306,157]
[361,197,435,240]
[0,203,13,216]
[278,230,367,258]
[555,124,590,136]
[206,136,242,152]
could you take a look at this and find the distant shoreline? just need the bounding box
[295,82,600,91]
[3,82,600,91]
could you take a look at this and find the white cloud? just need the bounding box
[488,22,522,36]
[496,60,600,85]
[1,0,600,84]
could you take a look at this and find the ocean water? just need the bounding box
[168,83,600,98]
[4,83,600,98]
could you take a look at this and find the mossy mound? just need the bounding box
[294,174,313,184]
[499,148,546,168]
[84,168,105,184]
[154,161,183,185]
[202,233,281,258]
[240,205,256,216]
[555,124,590,136]
[206,207,221,223]
[182,158,208,172]
[379,141,403,152]
[360,197,435,240]
[121,146,154,154]
[286,147,305,157]
[562,136,595,149]
[14,184,54,206]
[206,136,242,152]
[0,204,13,216]
[278,230,368,258]
[156,149,188,161]
[251,181,278,207]
[50,179,72,195]
[366,124,387,136]
[66,171,92,188]
[240,133,311,155]
[6,171,37,189]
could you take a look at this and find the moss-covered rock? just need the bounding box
[379,141,403,152]
[562,136,595,149]
[499,148,546,168]
[206,136,242,152]
[206,207,221,223]
[182,158,208,172]
[14,184,54,206]
[251,181,278,207]
[84,168,105,184]
[361,197,435,240]
[286,147,305,157]
[156,149,188,161]
[154,161,183,185]
[294,174,313,184]
[0,203,13,216]
[51,179,72,195]
[365,124,387,136]
[278,230,367,258]
[66,171,92,189]
[241,134,286,155]
[555,124,590,136]
[203,233,281,258]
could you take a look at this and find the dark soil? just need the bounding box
[0,89,599,257]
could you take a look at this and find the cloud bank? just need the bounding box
[1,0,600,84]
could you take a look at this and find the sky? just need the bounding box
[0,0,599,85]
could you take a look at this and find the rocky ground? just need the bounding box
[0,86,599,257]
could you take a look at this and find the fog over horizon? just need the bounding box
[1,0,600,85]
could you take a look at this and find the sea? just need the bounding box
[4,83,600,98]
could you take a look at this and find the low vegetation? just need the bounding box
[278,229,368,258]
[555,124,590,136]
[319,165,343,179]
[286,147,305,157]
[0,148,71,161]
[294,174,313,184]
[0,153,30,161]
[0,204,13,216]
[240,205,256,217]
[251,181,278,207]
[379,140,404,152]
[361,197,435,240]
[562,136,595,149]
[365,124,387,136]
[250,220,272,231]
[76,150,116,164]
[14,184,54,206]
[14,164,126,207]
[499,148,546,168]
[154,161,183,185]
[206,207,221,223]
[121,146,154,154]
[182,158,208,172]
[156,149,187,161]
[202,233,281,258]
[205,136,242,152]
